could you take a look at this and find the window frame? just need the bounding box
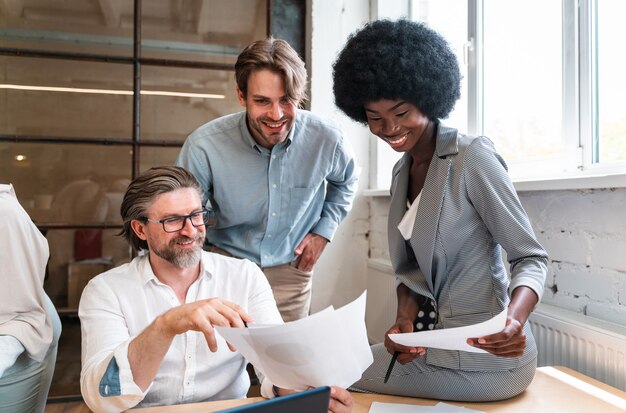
[367,0,626,194]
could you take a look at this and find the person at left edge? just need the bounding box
[176,37,359,322]
[79,166,353,413]
[0,184,62,413]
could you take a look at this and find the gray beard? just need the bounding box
[153,237,202,268]
[168,248,201,268]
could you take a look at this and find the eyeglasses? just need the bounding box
[142,209,215,233]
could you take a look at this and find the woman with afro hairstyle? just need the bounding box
[333,20,548,401]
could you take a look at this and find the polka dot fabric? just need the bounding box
[413,298,436,332]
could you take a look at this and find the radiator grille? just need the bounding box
[530,304,626,392]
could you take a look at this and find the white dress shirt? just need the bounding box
[397,193,422,241]
[79,251,283,413]
[0,184,52,368]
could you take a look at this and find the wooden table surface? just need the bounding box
[45,366,626,413]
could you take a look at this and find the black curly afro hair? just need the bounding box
[333,19,461,124]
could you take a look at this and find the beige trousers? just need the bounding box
[206,245,312,322]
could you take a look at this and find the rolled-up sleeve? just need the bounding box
[79,279,148,413]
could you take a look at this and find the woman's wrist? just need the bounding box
[396,284,420,317]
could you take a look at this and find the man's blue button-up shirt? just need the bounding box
[176,110,358,267]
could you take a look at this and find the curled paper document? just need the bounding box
[216,292,373,390]
[388,308,508,353]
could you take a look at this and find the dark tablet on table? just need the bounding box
[215,386,331,413]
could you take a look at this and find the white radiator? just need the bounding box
[365,259,626,392]
[529,304,626,392]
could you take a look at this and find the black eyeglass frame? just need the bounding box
[141,209,214,233]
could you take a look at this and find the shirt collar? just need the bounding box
[198,251,214,280]
[137,254,158,286]
[0,183,16,196]
[136,252,212,286]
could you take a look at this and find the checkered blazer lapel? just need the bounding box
[388,125,460,299]
[410,125,458,294]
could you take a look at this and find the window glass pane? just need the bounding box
[45,229,129,309]
[368,0,469,190]
[0,56,133,139]
[141,0,268,64]
[0,0,133,56]
[139,146,181,172]
[141,66,241,142]
[0,142,132,223]
[483,0,562,163]
[411,0,468,131]
[597,0,626,163]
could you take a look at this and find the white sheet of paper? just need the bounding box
[433,402,485,412]
[369,402,485,413]
[388,308,507,353]
[369,402,439,412]
[216,292,373,390]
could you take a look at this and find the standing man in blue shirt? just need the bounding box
[176,37,358,322]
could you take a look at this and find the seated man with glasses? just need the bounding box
[78,166,352,413]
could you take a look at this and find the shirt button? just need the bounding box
[264,255,269,259]
[272,184,277,188]
[267,234,272,238]
[271,212,276,217]
[272,155,276,159]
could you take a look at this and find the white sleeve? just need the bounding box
[0,335,24,378]
[79,278,148,413]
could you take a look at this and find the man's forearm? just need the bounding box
[127,315,175,390]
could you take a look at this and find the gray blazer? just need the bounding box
[389,125,548,371]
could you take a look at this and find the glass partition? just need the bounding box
[0,56,133,139]
[0,142,132,222]
[140,65,241,142]
[0,0,134,57]
[0,0,278,399]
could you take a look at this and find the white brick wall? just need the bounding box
[367,188,626,328]
[369,197,391,262]
[308,0,372,314]
[519,188,626,328]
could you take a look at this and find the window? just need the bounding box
[371,0,626,191]
[596,0,626,164]
[482,0,564,169]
